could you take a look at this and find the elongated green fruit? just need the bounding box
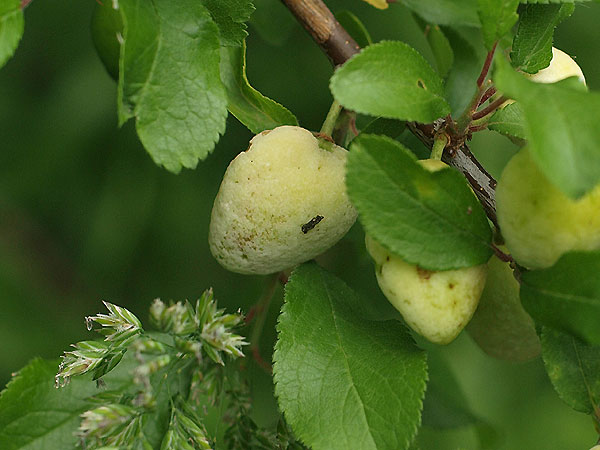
[496,147,600,269]
[365,159,487,345]
[209,126,357,274]
[467,253,540,362]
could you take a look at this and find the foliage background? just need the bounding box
[1,0,599,448]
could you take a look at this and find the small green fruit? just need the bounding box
[467,253,540,362]
[365,159,487,345]
[91,2,123,81]
[527,47,586,86]
[496,147,600,269]
[209,126,357,275]
[366,236,487,345]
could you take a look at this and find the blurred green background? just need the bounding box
[1,0,599,448]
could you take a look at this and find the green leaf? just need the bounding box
[402,0,480,27]
[511,3,575,74]
[477,0,520,49]
[494,55,600,198]
[336,10,372,49]
[413,16,454,78]
[421,354,499,448]
[273,263,427,450]
[201,0,255,47]
[220,41,298,134]
[0,0,23,69]
[443,28,482,116]
[346,134,493,271]
[520,251,600,345]
[330,41,451,123]
[541,327,600,415]
[488,102,526,140]
[0,358,133,450]
[360,117,406,139]
[118,0,227,173]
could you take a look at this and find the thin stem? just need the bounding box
[430,134,448,160]
[21,0,32,8]
[477,42,498,88]
[248,273,280,373]
[320,99,343,137]
[478,86,497,107]
[472,96,508,121]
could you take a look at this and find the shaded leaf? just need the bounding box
[336,10,372,48]
[521,251,600,345]
[220,41,298,134]
[541,327,600,415]
[273,263,427,450]
[402,0,480,27]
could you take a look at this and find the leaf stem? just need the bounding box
[477,42,498,88]
[430,134,448,160]
[248,273,280,374]
[471,96,508,121]
[320,99,343,137]
[478,86,497,107]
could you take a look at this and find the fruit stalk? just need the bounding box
[281,0,500,228]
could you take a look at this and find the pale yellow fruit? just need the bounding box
[365,159,487,345]
[361,0,388,9]
[467,253,540,362]
[526,47,586,86]
[208,126,357,275]
[366,236,487,345]
[496,147,600,269]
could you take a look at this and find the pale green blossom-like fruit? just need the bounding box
[365,159,487,345]
[209,126,357,275]
[527,47,586,86]
[467,252,540,362]
[496,147,600,269]
[366,236,487,345]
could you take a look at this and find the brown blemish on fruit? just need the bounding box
[416,266,432,280]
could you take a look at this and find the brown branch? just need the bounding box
[280,0,360,66]
[20,0,32,9]
[281,0,499,229]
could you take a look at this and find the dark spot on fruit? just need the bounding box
[301,215,324,234]
[386,256,390,262]
[416,266,432,280]
[417,79,426,89]
[448,283,455,289]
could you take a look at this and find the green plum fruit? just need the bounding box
[91,1,123,81]
[366,235,487,345]
[467,253,541,362]
[365,159,487,345]
[496,147,600,269]
[209,126,357,275]
[526,47,586,86]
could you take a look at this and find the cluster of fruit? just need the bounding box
[208,48,599,361]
